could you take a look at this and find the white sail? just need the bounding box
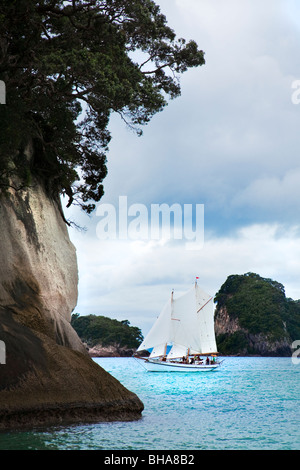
[196,297,218,354]
[137,300,171,353]
[167,344,187,359]
[149,344,167,358]
[137,282,218,356]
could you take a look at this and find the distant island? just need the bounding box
[71,273,300,357]
[71,313,144,357]
[214,272,300,356]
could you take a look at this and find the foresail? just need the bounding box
[150,344,167,358]
[167,343,187,359]
[137,299,171,352]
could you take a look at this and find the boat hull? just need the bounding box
[135,357,220,372]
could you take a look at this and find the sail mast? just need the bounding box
[163,343,167,359]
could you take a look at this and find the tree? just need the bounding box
[0,0,205,216]
[71,313,144,348]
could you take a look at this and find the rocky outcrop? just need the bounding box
[0,179,143,429]
[87,344,136,357]
[215,304,240,337]
[215,298,292,356]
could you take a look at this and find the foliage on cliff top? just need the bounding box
[214,272,300,342]
[71,313,143,348]
[0,0,205,215]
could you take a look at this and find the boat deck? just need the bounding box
[135,357,221,372]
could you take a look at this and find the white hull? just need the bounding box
[135,357,221,372]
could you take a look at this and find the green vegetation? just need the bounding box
[0,0,205,215]
[216,331,250,356]
[71,313,143,349]
[214,272,300,355]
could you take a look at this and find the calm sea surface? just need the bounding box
[0,357,299,450]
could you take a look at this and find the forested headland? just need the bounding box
[71,313,143,356]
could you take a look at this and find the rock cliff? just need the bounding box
[215,303,292,356]
[0,179,143,429]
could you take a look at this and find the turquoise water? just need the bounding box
[0,357,299,450]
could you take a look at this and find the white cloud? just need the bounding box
[232,167,300,217]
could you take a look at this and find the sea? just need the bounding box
[0,356,299,451]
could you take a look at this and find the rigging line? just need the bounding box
[197,296,213,313]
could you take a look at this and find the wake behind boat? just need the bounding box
[134,279,222,372]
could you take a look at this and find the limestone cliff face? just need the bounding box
[0,179,83,351]
[215,304,240,337]
[215,304,292,356]
[0,180,143,429]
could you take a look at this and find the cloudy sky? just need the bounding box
[64,0,300,336]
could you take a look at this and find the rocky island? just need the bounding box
[214,272,300,356]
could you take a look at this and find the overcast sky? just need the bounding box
[64,0,300,336]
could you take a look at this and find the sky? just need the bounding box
[64,0,300,337]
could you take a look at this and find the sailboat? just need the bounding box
[134,280,222,372]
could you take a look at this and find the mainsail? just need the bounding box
[137,282,218,358]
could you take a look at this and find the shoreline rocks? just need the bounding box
[86,343,136,358]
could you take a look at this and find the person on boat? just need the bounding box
[190,357,194,364]
[206,356,210,365]
[195,356,202,364]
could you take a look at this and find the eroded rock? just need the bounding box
[0,181,143,429]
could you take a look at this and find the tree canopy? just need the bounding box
[0,0,205,215]
[71,313,144,348]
